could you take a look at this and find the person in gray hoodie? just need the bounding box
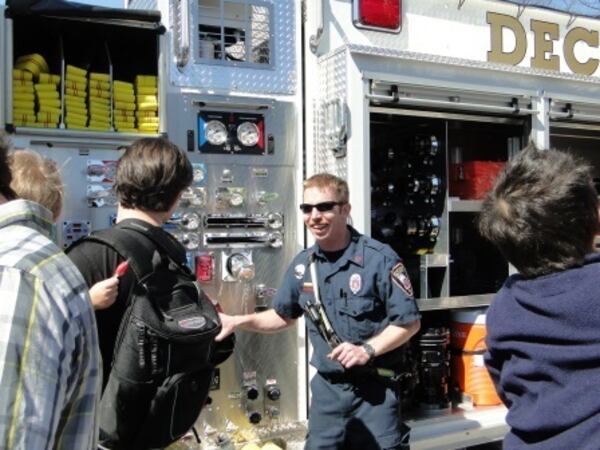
[478,145,600,449]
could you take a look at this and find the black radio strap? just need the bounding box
[307,254,399,381]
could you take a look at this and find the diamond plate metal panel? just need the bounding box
[128,0,158,11]
[169,0,297,95]
[314,48,348,178]
[347,44,600,85]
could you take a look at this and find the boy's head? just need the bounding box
[9,149,64,220]
[478,145,599,278]
[115,137,193,213]
[0,133,16,201]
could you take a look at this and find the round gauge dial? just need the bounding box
[205,120,228,145]
[267,212,284,229]
[229,192,245,207]
[181,232,200,250]
[181,212,201,230]
[237,122,260,147]
[269,231,284,248]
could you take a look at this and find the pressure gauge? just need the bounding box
[190,187,207,207]
[227,253,256,281]
[266,212,284,229]
[237,122,260,147]
[205,120,228,145]
[180,187,206,208]
[181,212,201,230]
[269,231,284,248]
[229,191,245,207]
[193,165,206,184]
[181,232,200,250]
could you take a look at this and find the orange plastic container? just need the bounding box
[449,161,505,200]
[450,309,501,406]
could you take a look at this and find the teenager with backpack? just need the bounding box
[68,137,227,450]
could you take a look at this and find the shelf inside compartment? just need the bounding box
[416,294,494,311]
[13,16,158,82]
[409,405,508,450]
[11,15,159,132]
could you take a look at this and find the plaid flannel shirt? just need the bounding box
[0,200,101,450]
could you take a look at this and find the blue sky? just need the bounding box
[506,1,600,16]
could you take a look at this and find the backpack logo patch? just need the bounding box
[178,316,207,329]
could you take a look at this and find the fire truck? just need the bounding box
[2,0,600,448]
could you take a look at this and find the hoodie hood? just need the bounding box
[485,253,600,448]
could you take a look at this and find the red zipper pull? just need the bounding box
[114,260,130,277]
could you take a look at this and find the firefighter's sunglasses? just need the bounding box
[299,201,345,214]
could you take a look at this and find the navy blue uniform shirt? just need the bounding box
[273,226,421,375]
[485,252,600,449]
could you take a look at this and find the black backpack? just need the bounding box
[82,222,233,450]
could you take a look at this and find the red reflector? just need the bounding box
[358,0,401,30]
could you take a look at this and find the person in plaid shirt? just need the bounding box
[0,134,101,449]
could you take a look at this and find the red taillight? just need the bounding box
[356,0,401,31]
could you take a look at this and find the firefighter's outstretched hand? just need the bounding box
[215,313,237,342]
[327,342,370,368]
[89,277,119,310]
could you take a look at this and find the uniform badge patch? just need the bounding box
[391,262,413,298]
[349,273,362,294]
[294,264,306,279]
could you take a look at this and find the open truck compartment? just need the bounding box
[6,0,161,133]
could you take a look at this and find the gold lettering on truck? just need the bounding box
[564,27,599,76]
[530,19,560,70]
[487,10,600,76]
[487,12,526,65]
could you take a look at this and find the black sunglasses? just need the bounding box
[299,201,345,214]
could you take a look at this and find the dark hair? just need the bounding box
[0,132,16,200]
[115,137,193,212]
[478,144,599,278]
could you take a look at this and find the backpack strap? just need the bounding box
[80,219,189,282]
[116,220,187,267]
[82,226,161,281]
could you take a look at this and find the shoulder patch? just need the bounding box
[391,262,413,298]
[294,264,306,279]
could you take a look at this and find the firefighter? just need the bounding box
[217,173,421,450]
